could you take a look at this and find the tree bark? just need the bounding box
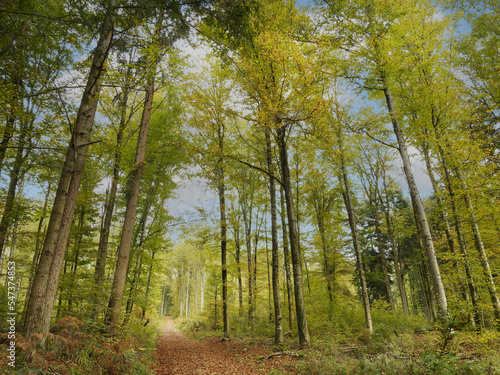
[0,74,21,177]
[95,85,130,287]
[125,186,154,318]
[425,145,480,327]
[26,6,116,337]
[68,207,85,313]
[105,64,155,335]
[265,127,283,346]
[217,142,229,338]
[372,191,395,312]
[456,167,500,328]
[243,181,255,327]
[234,219,243,315]
[337,129,373,334]
[311,188,336,303]
[24,1,116,338]
[0,124,27,258]
[22,181,52,327]
[382,85,448,321]
[276,123,309,348]
[280,187,294,332]
[379,179,409,317]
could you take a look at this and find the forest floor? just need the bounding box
[155,317,298,374]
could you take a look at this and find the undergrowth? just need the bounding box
[179,300,500,375]
[0,315,158,375]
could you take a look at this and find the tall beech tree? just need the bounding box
[265,126,284,345]
[25,0,118,337]
[105,7,177,333]
[94,47,143,293]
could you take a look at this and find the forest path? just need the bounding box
[154,317,296,375]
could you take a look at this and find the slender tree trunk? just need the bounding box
[68,207,84,313]
[276,124,309,348]
[214,285,218,330]
[252,213,260,318]
[425,145,480,327]
[266,127,283,345]
[455,167,500,327]
[316,212,334,303]
[125,191,153,318]
[24,1,116,338]
[382,85,448,320]
[379,180,409,317]
[234,222,243,315]
[95,86,130,287]
[22,181,52,327]
[294,155,311,296]
[105,54,157,335]
[142,250,155,319]
[243,183,254,327]
[266,226,273,322]
[0,125,27,258]
[280,187,294,332]
[217,151,229,338]
[373,194,395,312]
[4,214,19,287]
[186,264,190,318]
[418,265,432,321]
[337,129,373,334]
[0,74,21,177]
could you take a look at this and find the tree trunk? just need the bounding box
[68,207,84,313]
[265,127,283,346]
[24,1,116,338]
[0,74,21,177]
[337,129,373,334]
[0,124,27,258]
[455,167,500,328]
[105,62,156,335]
[217,148,229,338]
[425,145,480,327]
[276,123,309,348]
[266,225,273,322]
[316,210,334,303]
[142,249,155,319]
[280,186,294,332]
[373,193,395,312]
[243,181,254,326]
[418,264,432,321]
[234,220,243,315]
[22,181,52,327]
[94,86,130,287]
[125,189,153,318]
[382,85,448,321]
[379,180,409,317]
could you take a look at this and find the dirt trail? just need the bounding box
[155,317,296,375]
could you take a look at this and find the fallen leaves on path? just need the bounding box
[155,317,298,375]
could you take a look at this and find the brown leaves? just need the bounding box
[155,317,298,374]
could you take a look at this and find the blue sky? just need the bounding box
[296,0,314,6]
